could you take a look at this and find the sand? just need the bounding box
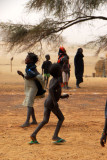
[0,54,107,160]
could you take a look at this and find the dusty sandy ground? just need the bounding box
[0,55,107,160]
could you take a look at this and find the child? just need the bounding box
[62,57,70,89]
[17,52,45,127]
[29,63,69,144]
[42,54,52,88]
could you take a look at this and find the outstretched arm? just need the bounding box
[17,70,24,78]
[17,70,32,80]
[60,94,69,99]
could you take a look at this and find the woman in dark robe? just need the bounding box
[74,48,84,88]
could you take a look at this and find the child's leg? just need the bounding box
[21,106,32,127]
[51,104,64,140]
[64,73,69,89]
[66,82,68,88]
[64,82,66,88]
[62,71,65,87]
[62,72,68,89]
[30,105,51,141]
[46,76,49,88]
[31,107,37,124]
[44,75,47,87]
[66,73,69,88]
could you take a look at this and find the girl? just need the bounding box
[17,52,45,127]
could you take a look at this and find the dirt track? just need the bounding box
[0,76,107,160]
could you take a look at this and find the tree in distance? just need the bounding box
[0,0,107,54]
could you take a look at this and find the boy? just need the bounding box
[42,54,52,88]
[17,52,45,127]
[29,63,69,144]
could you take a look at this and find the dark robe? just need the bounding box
[74,50,84,84]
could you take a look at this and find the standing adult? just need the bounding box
[57,46,68,68]
[57,46,69,87]
[62,57,70,89]
[74,48,84,88]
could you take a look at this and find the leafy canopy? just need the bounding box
[0,0,107,53]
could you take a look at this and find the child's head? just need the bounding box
[45,54,50,61]
[25,52,38,64]
[49,63,61,78]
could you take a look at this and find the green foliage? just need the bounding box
[9,25,28,43]
[0,19,61,50]
[26,0,107,18]
[84,34,107,55]
[0,0,107,53]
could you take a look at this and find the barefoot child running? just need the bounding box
[29,63,69,144]
[17,52,45,127]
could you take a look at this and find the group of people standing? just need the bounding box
[42,46,84,89]
[17,46,84,144]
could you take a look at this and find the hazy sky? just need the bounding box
[0,0,107,44]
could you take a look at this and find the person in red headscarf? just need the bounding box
[57,47,67,67]
[57,46,70,87]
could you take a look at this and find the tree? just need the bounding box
[0,0,107,54]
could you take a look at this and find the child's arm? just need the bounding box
[17,70,35,80]
[17,70,24,78]
[60,93,69,99]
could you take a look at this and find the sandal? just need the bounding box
[29,140,39,144]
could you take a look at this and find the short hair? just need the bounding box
[49,63,61,78]
[28,52,38,63]
[45,54,50,60]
